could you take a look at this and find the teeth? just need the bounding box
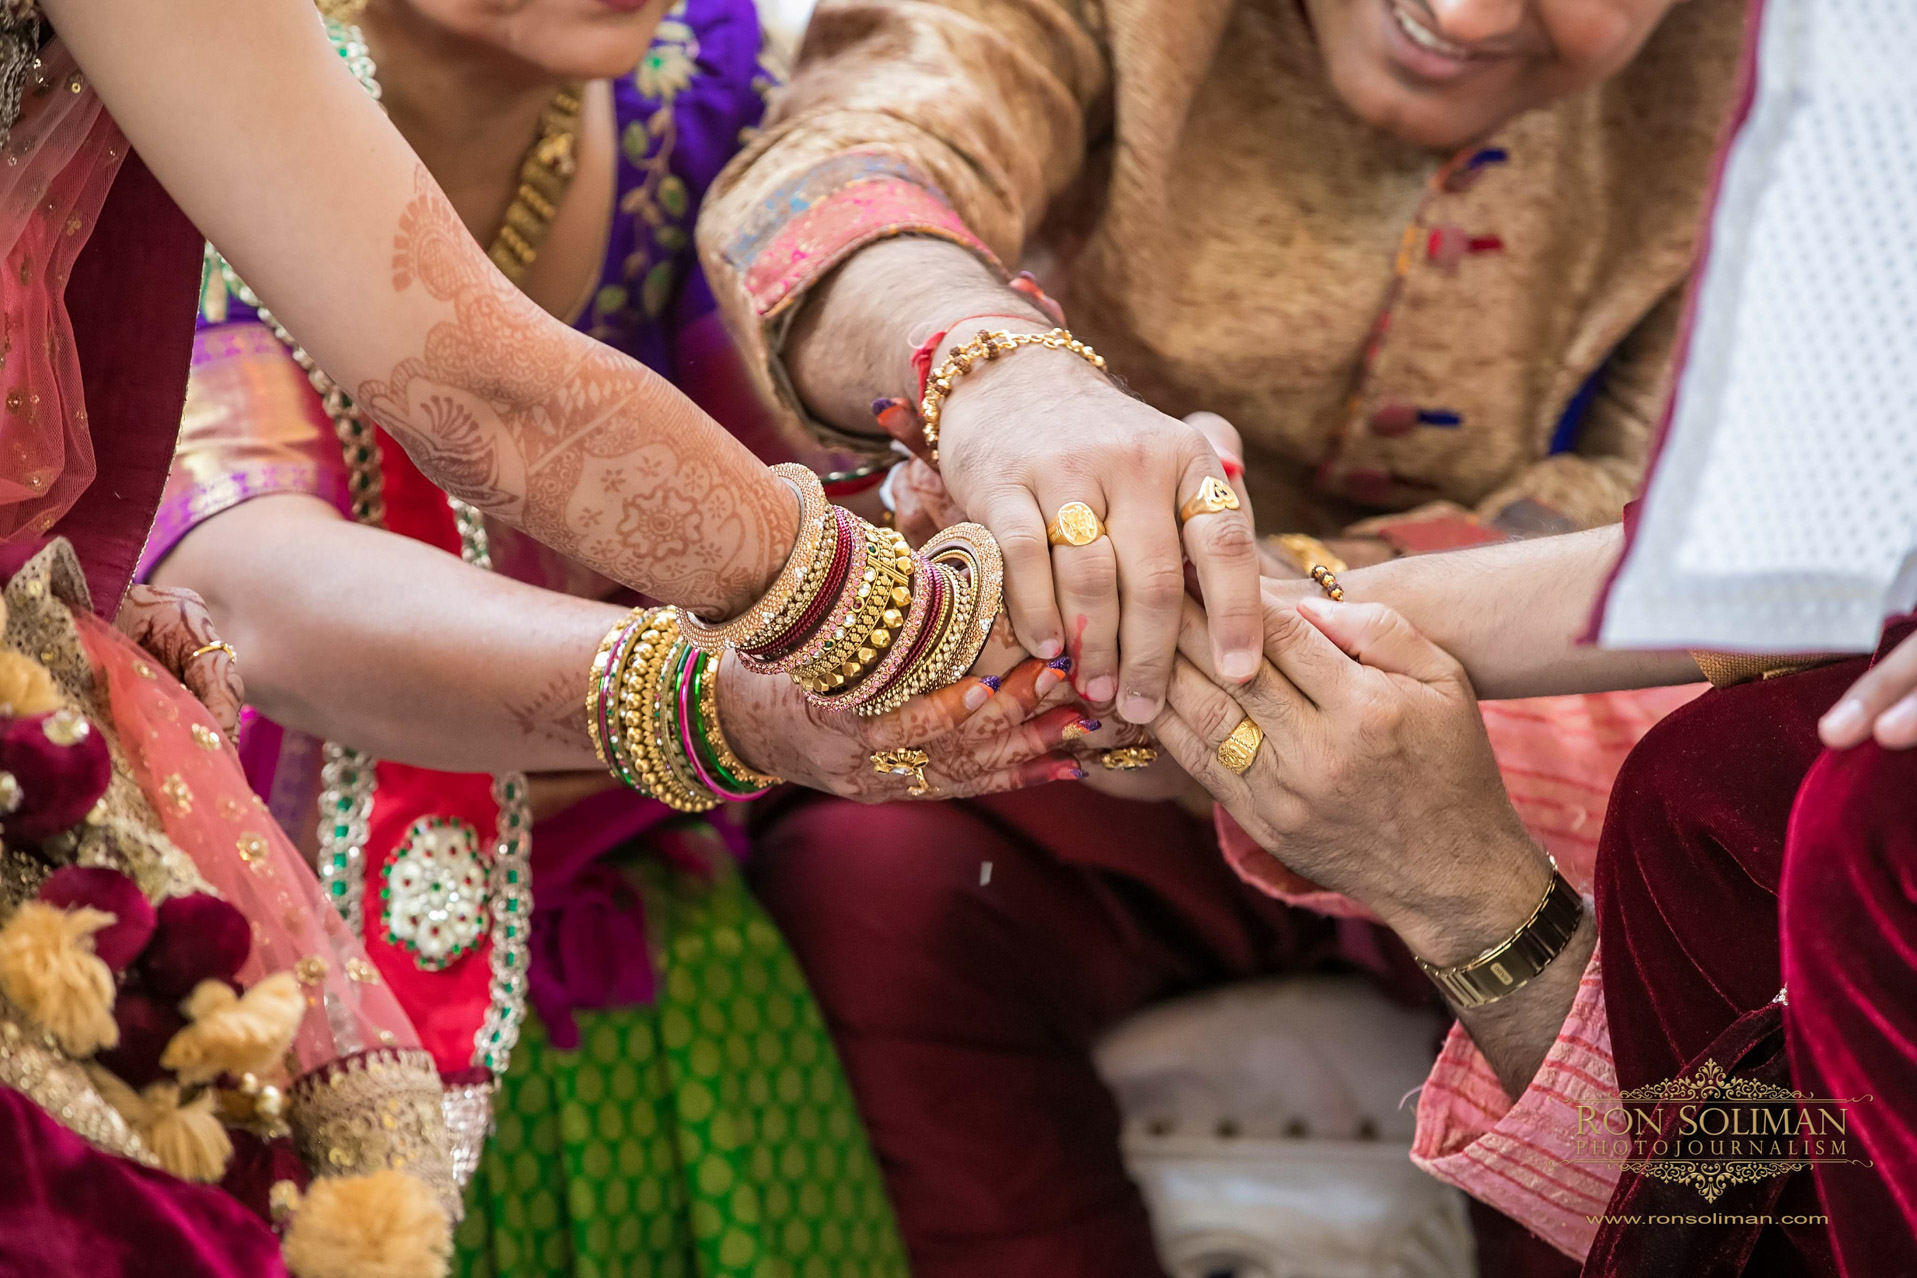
[1392,3,1472,59]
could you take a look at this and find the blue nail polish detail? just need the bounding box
[979,674,1003,692]
[1078,718,1101,733]
[1047,654,1073,672]
[1069,767,1087,780]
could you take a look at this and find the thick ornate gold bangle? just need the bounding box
[1414,865,1585,1010]
[920,329,1107,462]
[680,464,831,652]
[696,654,782,790]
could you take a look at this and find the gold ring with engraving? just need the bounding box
[1178,476,1241,525]
[1215,716,1263,775]
[189,640,238,663]
[1046,501,1106,548]
[870,747,933,797]
[1100,745,1159,771]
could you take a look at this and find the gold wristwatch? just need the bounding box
[1415,863,1585,1009]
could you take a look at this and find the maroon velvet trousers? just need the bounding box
[751,784,1574,1278]
[1588,622,1915,1278]
[751,785,1335,1278]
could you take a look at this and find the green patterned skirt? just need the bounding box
[453,856,909,1278]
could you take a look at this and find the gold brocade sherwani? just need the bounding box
[697,0,1747,536]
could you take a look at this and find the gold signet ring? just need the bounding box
[1179,476,1242,524]
[1215,716,1264,775]
[1046,501,1106,548]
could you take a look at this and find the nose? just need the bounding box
[1422,0,1527,43]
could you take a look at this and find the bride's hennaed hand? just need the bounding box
[716,646,1089,804]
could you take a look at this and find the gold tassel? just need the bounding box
[279,1170,452,1278]
[162,971,306,1086]
[84,1065,234,1183]
[0,902,118,1056]
[0,651,59,717]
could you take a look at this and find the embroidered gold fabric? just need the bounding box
[1690,650,1851,689]
[289,1048,460,1220]
[0,1009,157,1168]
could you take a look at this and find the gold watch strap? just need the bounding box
[1415,866,1585,1009]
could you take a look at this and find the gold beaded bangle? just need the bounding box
[798,524,913,693]
[695,654,783,791]
[585,606,646,769]
[920,329,1107,463]
[613,610,719,812]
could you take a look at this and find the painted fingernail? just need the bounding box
[1821,699,1867,741]
[1053,762,1087,782]
[963,682,993,712]
[979,674,1003,692]
[1120,692,1159,724]
[1060,717,1101,742]
[1048,653,1074,672]
[1085,675,1116,703]
[1220,650,1259,682]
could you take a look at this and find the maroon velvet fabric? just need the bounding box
[57,149,203,616]
[1589,621,1916,1276]
[1584,1001,1832,1278]
[0,1086,287,1277]
[749,785,1550,1278]
[1783,736,1917,1277]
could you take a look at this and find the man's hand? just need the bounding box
[785,238,1263,726]
[934,360,1263,724]
[1150,595,1550,965]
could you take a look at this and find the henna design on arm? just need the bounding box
[501,670,592,752]
[355,168,797,619]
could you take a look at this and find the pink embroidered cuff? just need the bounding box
[720,151,999,319]
[1411,944,1619,1261]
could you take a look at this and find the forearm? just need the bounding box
[1382,826,1598,1099]
[784,239,1048,435]
[1279,527,1700,698]
[49,0,792,619]
[154,497,614,774]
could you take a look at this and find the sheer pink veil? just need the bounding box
[0,40,114,545]
[75,602,425,1072]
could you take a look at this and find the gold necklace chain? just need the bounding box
[489,82,585,282]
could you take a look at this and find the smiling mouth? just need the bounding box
[1389,1,1479,62]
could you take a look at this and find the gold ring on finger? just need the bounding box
[870,747,933,797]
[1178,476,1241,525]
[1046,501,1106,548]
[189,640,238,663]
[1100,745,1158,771]
[1215,716,1263,775]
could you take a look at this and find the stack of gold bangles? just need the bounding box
[585,605,783,812]
[677,464,1003,717]
[586,465,1009,804]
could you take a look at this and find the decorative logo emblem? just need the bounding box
[381,816,489,971]
[1566,1058,1875,1201]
